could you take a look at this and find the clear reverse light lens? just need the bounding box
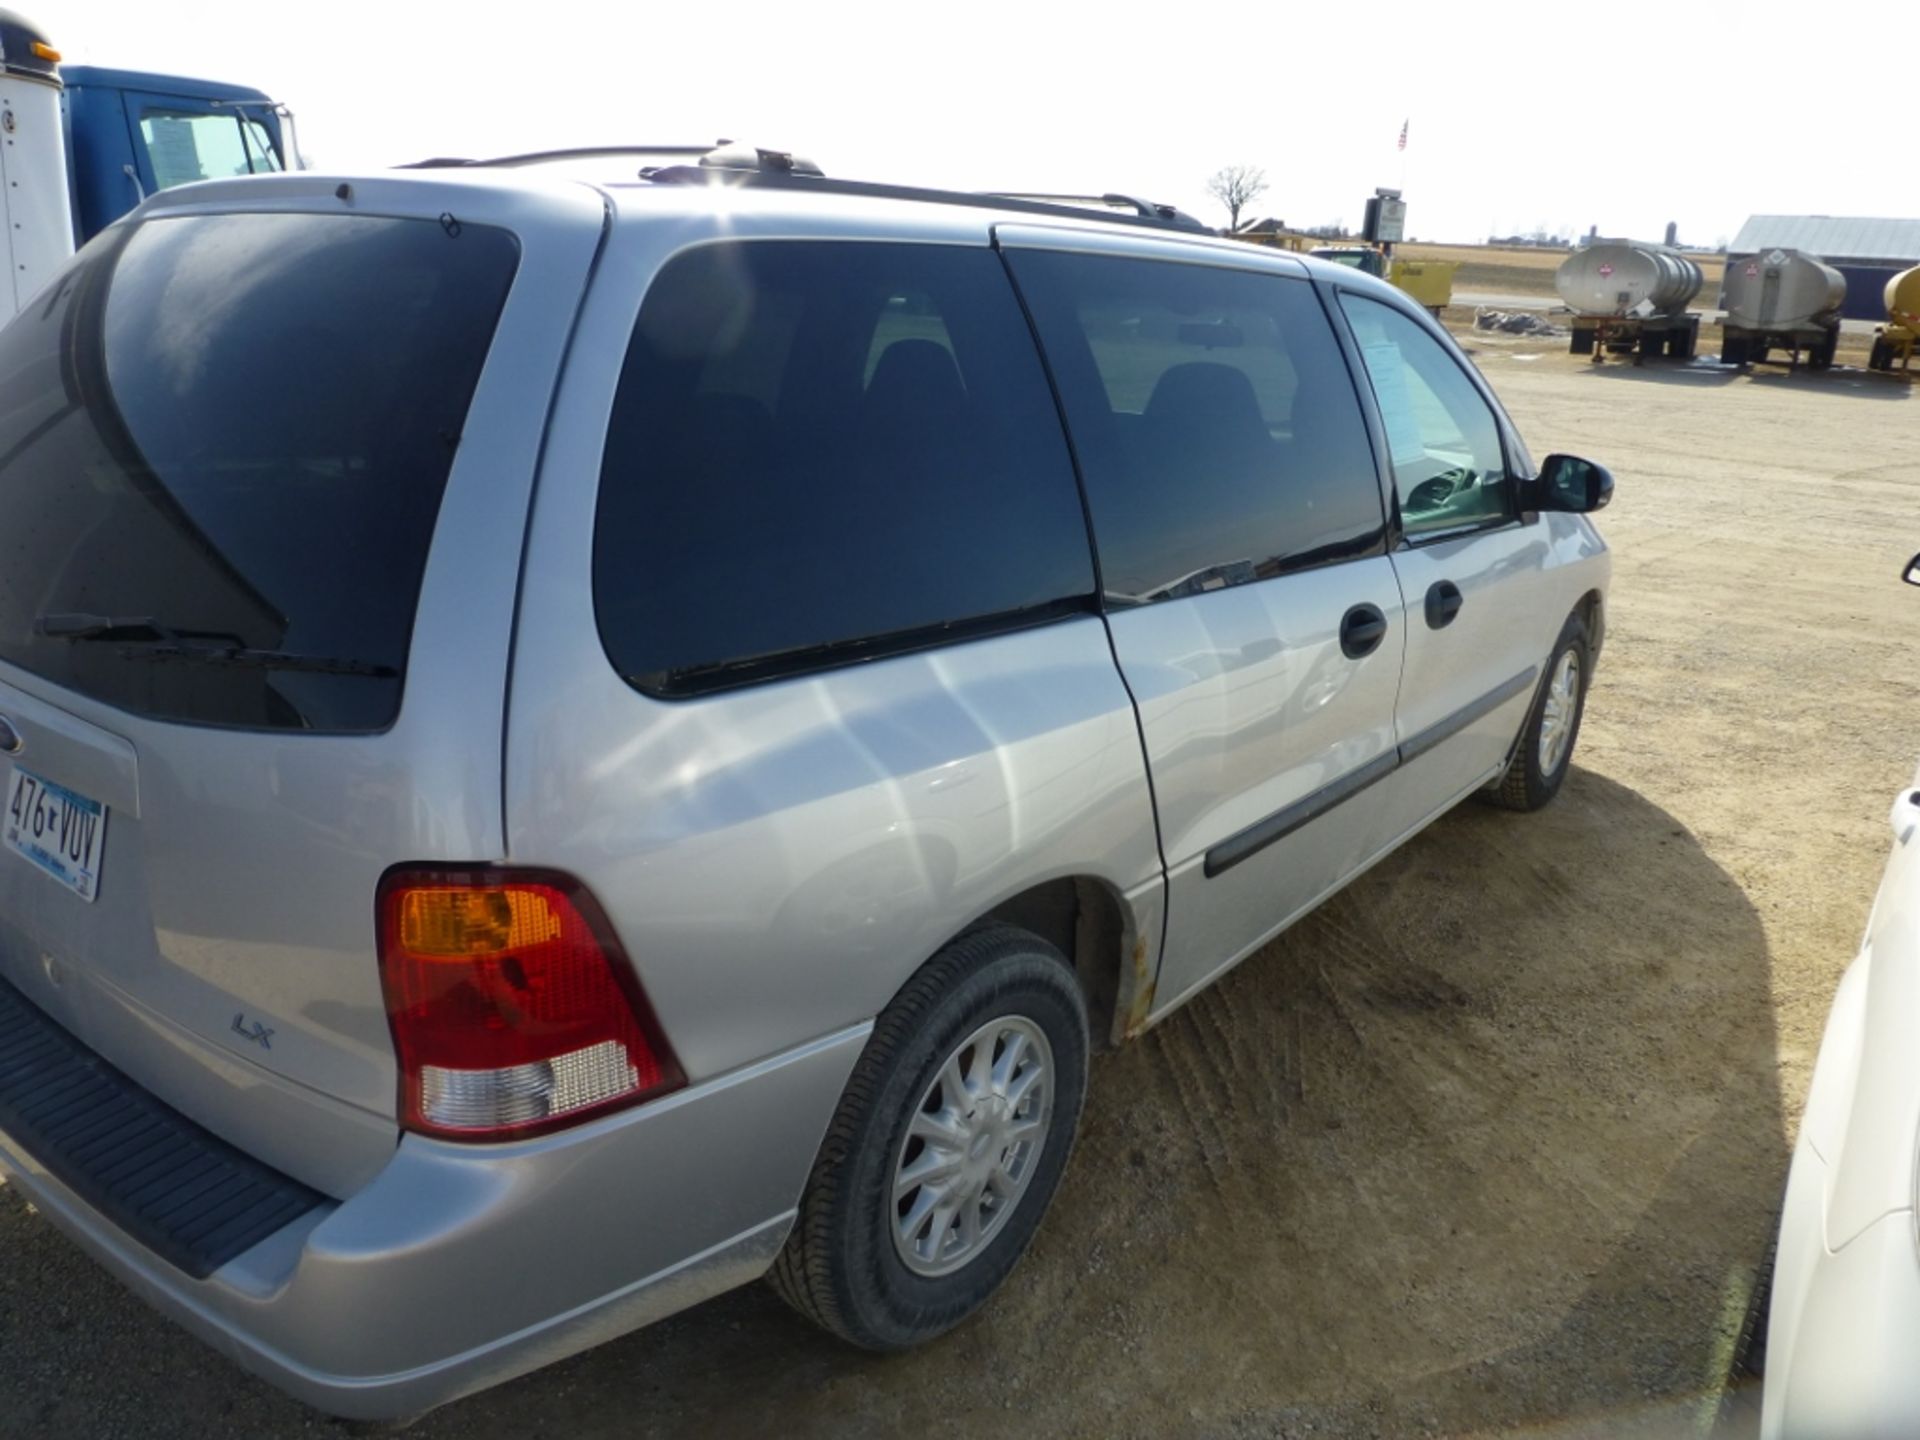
[420,1040,641,1131]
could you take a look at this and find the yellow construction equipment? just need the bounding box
[1306,246,1457,317]
[1387,259,1458,317]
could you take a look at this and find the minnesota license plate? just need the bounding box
[3,765,107,902]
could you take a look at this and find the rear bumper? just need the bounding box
[0,1020,869,1419]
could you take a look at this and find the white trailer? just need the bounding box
[0,10,74,320]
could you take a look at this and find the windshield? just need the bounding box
[0,212,520,730]
[138,109,284,188]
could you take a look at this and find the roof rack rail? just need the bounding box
[395,138,1215,237]
[398,140,828,177]
[986,191,1209,231]
[396,145,716,170]
[643,162,1216,237]
[647,141,825,178]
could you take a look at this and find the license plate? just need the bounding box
[3,765,108,902]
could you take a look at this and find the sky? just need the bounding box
[52,0,1920,247]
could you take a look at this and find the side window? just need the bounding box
[1337,294,1511,539]
[1005,250,1385,604]
[594,242,1096,696]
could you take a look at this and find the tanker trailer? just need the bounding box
[1868,266,1920,374]
[1720,249,1846,371]
[1555,240,1704,363]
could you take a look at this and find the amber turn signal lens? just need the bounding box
[31,41,60,62]
[396,886,561,957]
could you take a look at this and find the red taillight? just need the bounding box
[377,867,683,1141]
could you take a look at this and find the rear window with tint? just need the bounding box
[594,241,1096,697]
[0,213,519,731]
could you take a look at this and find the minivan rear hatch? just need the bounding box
[0,184,597,1198]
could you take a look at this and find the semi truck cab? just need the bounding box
[0,8,299,324]
[62,66,291,242]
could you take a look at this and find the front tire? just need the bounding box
[1489,613,1591,812]
[770,925,1090,1350]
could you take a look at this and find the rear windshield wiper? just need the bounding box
[35,613,397,678]
[37,612,227,643]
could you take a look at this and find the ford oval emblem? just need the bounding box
[0,715,19,754]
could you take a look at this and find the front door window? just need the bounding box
[1339,294,1512,539]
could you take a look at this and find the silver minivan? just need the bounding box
[0,149,1612,1419]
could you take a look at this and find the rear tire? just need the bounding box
[769,925,1090,1350]
[1488,613,1591,813]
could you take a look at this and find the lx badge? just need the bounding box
[231,1013,275,1050]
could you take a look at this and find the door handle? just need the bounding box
[1425,580,1464,629]
[1339,603,1388,659]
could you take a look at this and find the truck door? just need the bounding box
[1001,230,1405,1020]
[121,90,282,198]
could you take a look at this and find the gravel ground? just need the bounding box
[3,341,1916,1439]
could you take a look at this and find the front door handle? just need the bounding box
[1425,580,1464,629]
[1339,603,1388,659]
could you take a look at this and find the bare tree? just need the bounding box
[1205,165,1269,233]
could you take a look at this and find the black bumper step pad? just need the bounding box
[0,977,323,1279]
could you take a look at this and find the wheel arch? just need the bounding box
[961,874,1154,1051]
[1574,587,1605,662]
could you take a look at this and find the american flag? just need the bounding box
[1397,119,1409,151]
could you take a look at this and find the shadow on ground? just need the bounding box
[0,769,1784,1439]
[1579,361,1911,399]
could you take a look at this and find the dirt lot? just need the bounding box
[4,348,1918,1439]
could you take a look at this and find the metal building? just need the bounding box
[1728,216,1920,321]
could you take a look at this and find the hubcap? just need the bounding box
[890,1015,1053,1278]
[1538,649,1581,776]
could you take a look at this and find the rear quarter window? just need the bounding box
[0,212,520,731]
[593,241,1097,697]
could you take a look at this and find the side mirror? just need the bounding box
[1536,453,1615,514]
[1904,552,1920,587]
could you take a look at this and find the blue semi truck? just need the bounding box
[0,7,294,319]
[63,65,293,242]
